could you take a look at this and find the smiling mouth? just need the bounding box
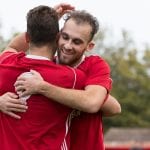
[61,48,74,55]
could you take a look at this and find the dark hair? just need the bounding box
[64,10,99,41]
[27,5,59,46]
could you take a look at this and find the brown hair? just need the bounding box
[64,10,99,41]
[27,5,59,46]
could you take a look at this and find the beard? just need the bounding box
[58,54,76,66]
[58,51,83,67]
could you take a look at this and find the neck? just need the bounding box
[28,45,55,60]
[70,55,85,68]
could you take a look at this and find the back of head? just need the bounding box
[27,5,59,46]
[64,10,99,42]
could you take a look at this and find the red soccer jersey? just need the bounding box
[0,51,86,150]
[70,55,112,150]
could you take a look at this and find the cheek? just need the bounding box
[58,39,61,47]
[75,47,86,56]
[58,37,64,46]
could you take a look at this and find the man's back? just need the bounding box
[0,51,85,150]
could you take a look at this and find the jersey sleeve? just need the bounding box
[0,51,16,63]
[84,56,112,92]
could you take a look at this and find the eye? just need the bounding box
[73,39,83,45]
[61,33,69,40]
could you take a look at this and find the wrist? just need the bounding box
[38,81,52,95]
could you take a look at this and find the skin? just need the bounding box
[15,70,121,115]
[14,19,121,114]
[58,19,94,67]
[0,92,27,119]
[0,5,121,119]
[0,3,75,119]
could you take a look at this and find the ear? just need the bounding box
[25,32,30,43]
[86,41,95,52]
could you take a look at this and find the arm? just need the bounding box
[15,70,107,113]
[4,32,29,53]
[15,75,121,116]
[101,95,121,117]
[53,3,75,19]
[0,3,75,119]
[0,92,28,119]
[15,70,121,115]
[38,82,107,113]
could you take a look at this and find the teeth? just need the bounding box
[62,51,69,55]
[62,49,73,55]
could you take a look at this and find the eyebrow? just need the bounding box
[61,31,84,44]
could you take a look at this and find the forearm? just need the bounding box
[15,70,108,113]
[39,81,107,113]
[5,32,29,52]
[101,95,121,117]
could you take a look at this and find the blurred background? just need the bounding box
[0,0,150,149]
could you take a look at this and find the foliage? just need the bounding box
[91,29,150,131]
[0,32,20,52]
[0,35,7,52]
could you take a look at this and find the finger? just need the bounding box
[59,3,75,9]
[14,80,24,87]
[63,6,75,11]
[9,107,27,112]
[54,3,75,17]
[7,92,18,98]
[6,111,21,119]
[30,69,38,74]
[9,98,27,104]
[63,10,73,14]
[7,101,28,109]
[17,75,27,81]
[20,91,30,97]
[30,69,41,77]
[15,85,25,92]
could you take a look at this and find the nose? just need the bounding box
[64,41,73,50]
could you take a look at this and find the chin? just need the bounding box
[59,58,68,65]
[63,61,70,65]
[59,56,69,65]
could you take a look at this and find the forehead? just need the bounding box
[62,19,92,41]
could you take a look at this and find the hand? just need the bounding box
[14,70,44,97]
[54,3,75,19]
[0,92,28,119]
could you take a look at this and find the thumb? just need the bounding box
[30,70,43,80]
[30,69,40,75]
[8,92,19,98]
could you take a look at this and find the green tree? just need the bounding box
[90,29,150,130]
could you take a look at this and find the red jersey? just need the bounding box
[0,51,86,150]
[70,55,112,150]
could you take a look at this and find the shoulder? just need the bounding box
[79,55,110,72]
[0,51,25,64]
[85,55,108,65]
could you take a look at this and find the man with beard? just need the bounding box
[1,7,121,150]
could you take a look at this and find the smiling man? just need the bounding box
[1,7,121,150]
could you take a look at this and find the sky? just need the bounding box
[0,0,150,49]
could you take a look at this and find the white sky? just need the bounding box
[0,0,150,49]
